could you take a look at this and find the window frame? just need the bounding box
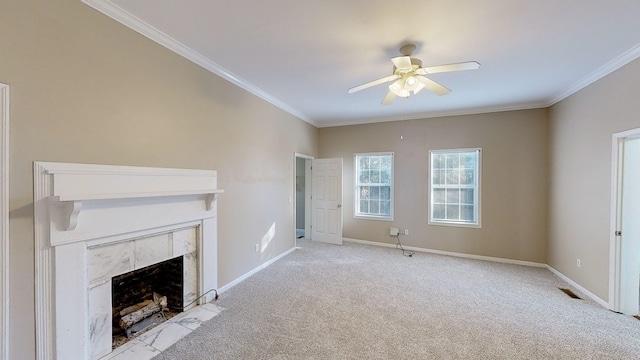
[354,152,394,221]
[428,148,482,228]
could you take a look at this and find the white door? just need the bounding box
[617,136,640,314]
[312,158,343,245]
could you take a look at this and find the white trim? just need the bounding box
[428,148,482,228]
[81,0,316,127]
[218,247,296,294]
[343,237,613,309]
[342,238,546,268]
[319,102,549,128]
[329,41,640,127]
[294,153,315,160]
[609,127,640,313]
[610,133,623,312]
[34,162,54,360]
[546,265,609,309]
[1,83,9,360]
[82,3,640,129]
[294,153,314,244]
[549,43,640,105]
[353,152,394,221]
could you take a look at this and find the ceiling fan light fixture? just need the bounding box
[406,75,416,86]
[389,79,410,97]
[404,75,419,91]
[413,81,426,94]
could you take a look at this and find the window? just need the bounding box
[354,152,393,220]
[429,148,481,227]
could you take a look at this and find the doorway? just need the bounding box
[609,128,640,315]
[294,153,313,246]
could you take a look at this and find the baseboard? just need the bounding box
[343,238,547,268]
[343,237,612,309]
[546,265,609,308]
[216,239,610,312]
[218,247,297,294]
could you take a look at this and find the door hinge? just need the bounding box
[615,230,622,236]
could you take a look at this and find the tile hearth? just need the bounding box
[103,303,223,360]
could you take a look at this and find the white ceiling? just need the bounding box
[86,0,640,127]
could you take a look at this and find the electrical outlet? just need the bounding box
[576,258,581,267]
[404,229,409,236]
[255,244,260,252]
[389,227,399,236]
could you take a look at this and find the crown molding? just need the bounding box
[316,101,549,128]
[82,1,640,129]
[82,0,317,127]
[548,43,640,106]
[320,40,640,129]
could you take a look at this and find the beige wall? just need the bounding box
[0,1,317,358]
[548,58,640,302]
[3,1,639,358]
[318,109,549,263]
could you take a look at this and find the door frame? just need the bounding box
[1,83,10,360]
[294,153,313,246]
[609,127,640,313]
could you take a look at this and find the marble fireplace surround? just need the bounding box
[34,162,223,360]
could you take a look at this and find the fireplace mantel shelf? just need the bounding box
[53,189,224,202]
[52,190,224,231]
[39,162,223,232]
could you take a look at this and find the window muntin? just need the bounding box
[355,152,393,220]
[429,149,481,227]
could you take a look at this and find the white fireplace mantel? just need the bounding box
[34,162,222,360]
[45,162,223,233]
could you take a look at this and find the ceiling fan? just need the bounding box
[348,44,480,105]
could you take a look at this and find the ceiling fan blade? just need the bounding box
[417,61,480,75]
[391,56,413,72]
[381,90,397,105]
[416,76,451,96]
[348,74,400,93]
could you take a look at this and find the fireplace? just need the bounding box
[111,256,186,324]
[33,163,222,360]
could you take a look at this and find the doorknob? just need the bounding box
[337,204,342,208]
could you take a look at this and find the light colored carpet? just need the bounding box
[154,239,640,359]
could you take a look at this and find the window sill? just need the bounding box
[354,215,394,221]
[428,220,481,229]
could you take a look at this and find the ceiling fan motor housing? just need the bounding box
[399,43,417,56]
[392,58,422,74]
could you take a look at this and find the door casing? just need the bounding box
[294,153,313,245]
[609,127,640,314]
[1,83,10,360]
